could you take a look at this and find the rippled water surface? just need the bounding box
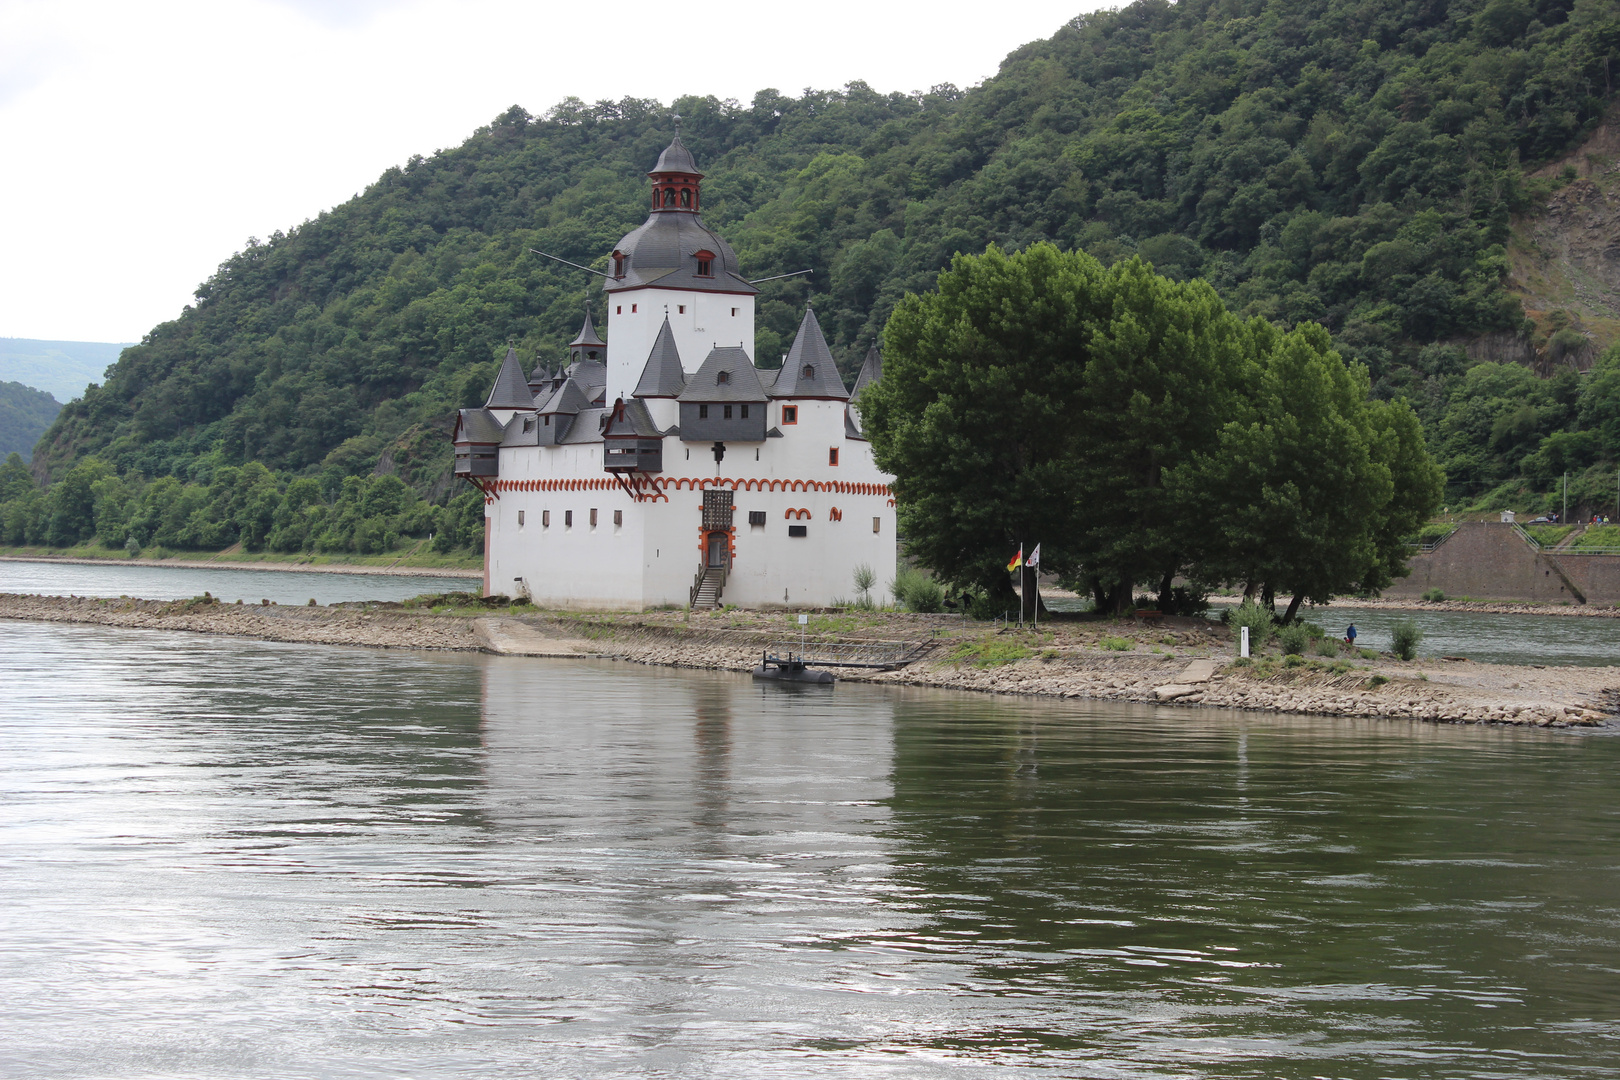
[2,620,1618,1078]
[0,558,478,605]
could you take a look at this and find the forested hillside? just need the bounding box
[0,382,61,461]
[19,0,1620,557]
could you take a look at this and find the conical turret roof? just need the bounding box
[633,316,687,398]
[486,347,536,410]
[771,307,848,399]
[569,310,606,348]
[852,344,883,398]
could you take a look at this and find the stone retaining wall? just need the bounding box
[1386,522,1620,606]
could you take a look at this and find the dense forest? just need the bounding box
[0,382,61,462]
[15,0,1620,559]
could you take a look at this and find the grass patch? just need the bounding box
[1571,524,1620,550]
[950,636,1034,665]
[1525,524,1575,547]
[1098,635,1134,651]
[1364,674,1389,689]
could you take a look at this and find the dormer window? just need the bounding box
[716,370,730,385]
[802,364,815,379]
[694,250,715,277]
[612,251,626,276]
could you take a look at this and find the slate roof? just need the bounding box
[527,363,553,392]
[771,308,849,399]
[486,347,537,410]
[852,345,883,398]
[538,378,592,416]
[563,360,608,403]
[650,135,701,176]
[570,310,606,348]
[603,398,665,439]
[605,212,755,296]
[454,407,506,444]
[633,316,687,398]
[677,346,769,403]
[559,407,609,444]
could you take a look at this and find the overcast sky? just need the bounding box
[0,0,1101,344]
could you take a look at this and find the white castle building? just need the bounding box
[452,131,896,609]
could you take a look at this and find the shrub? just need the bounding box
[852,563,876,606]
[1313,637,1340,658]
[1391,619,1423,660]
[1099,636,1133,651]
[1228,600,1274,652]
[891,567,945,613]
[1302,621,1326,640]
[1278,623,1309,655]
[1422,588,1446,602]
[964,591,1002,621]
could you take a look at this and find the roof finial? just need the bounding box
[672,112,683,137]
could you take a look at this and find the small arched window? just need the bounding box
[716,370,730,384]
[694,249,715,277]
[662,188,677,207]
[802,364,815,379]
[680,188,692,208]
[612,252,625,276]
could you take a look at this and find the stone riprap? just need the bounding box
[1,594,1611,728]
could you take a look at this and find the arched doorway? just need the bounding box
[706,531,728,569]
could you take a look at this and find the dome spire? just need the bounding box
[649,114,702,212]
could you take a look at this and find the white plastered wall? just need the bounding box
[604,288,755,402]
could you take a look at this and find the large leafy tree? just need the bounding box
[862,243,1251,613]
[1168,323,1442,622]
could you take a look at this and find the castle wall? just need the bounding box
[605,289,754,403]
[483,415,896,610]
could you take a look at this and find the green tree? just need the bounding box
[862,244,1250,615]
[1169,324,1441,621]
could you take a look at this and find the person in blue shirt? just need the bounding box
[1345,623,1358,647]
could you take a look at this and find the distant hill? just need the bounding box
[0,381,62,462]
[25,0,1620,507]
[0,339,130,403]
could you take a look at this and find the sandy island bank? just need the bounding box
[3,593,1612,729]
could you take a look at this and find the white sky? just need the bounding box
[0,0,1105,344]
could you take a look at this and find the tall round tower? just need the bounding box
[603,122,757,403]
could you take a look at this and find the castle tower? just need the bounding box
[603,121,756,403]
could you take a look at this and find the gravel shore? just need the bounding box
[3,594,1613,728]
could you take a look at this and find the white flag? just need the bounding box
[1026,543,1041,569]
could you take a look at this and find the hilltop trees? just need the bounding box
[864,246,1444,614]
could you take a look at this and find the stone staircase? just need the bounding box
[690,566,726,609]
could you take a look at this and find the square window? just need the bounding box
[518,510,525,526]
[723,405,733,419]
[616,305,622,314]
[614,509,623,527]
[828,447,839,466]
[782,406,797,425]
[788,524,808,538]
[872,517,880,534]
[748,511,766,527]
[590,508,598,528]
[699,404,709,419]
[678,305,686,314]
[543,510,550,527]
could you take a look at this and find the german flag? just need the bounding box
[1007,546,1023,572]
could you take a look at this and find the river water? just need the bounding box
[1,618,1617,1077]
[0,558,478,606]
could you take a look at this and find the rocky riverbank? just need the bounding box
[2,593,1612,728]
